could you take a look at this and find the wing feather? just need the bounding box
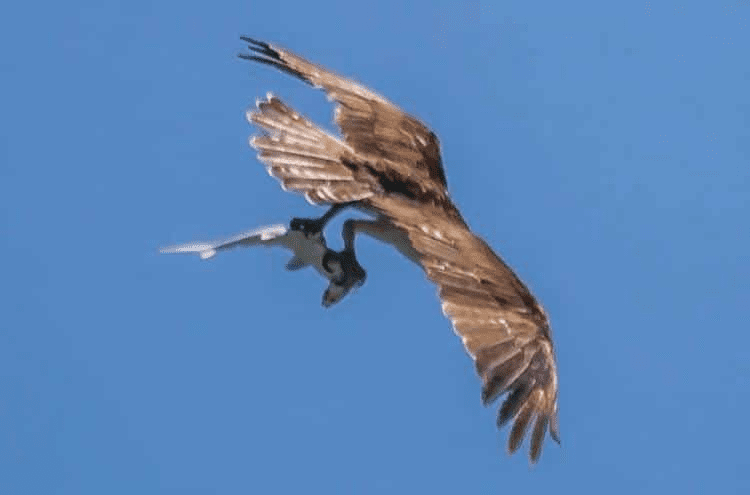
[247,94,374,205]
[529,414,549,462]
[240,37,450,205]
[240,37,560,464]
[370,196,560,463]
[508,395,538,455]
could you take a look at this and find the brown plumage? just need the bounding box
[240,37,560,463]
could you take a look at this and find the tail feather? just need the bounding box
[247,94,374,205]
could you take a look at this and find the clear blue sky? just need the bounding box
[2,1,749,493]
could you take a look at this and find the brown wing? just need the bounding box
[242,37,560,462]
[247,94,377,205]
[370,196,560,463]
[239,37,449,206]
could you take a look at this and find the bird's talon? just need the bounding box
[320,248,367,306]
[322,249,340,277]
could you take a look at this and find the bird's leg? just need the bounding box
[290,203,351,238]
[321,219,375,307]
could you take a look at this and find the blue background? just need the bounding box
[2,1,749,493]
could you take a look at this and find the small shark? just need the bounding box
[159,222,363,307]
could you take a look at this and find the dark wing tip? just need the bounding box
[529,415,549,463]
[238,35,280,63]
[507,403,534,456]
[495,385,533,428]
[239,35,264,44]
[480,344,558,462]
[238,36,313,86]
[550,412,561,445]
[239,36,278,59]
[238,54,310,83]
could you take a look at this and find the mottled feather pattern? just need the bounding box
[240,37,560,463]
[240,37,450,208]
[247,95,374,205]
[370,195,560,462]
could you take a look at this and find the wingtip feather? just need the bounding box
[549,412,561,445]
[239,35,263,45]
[529,415,548,463]
[507,403,534,456]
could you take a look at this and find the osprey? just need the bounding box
[237,37,561,463]
[178,37,561,463]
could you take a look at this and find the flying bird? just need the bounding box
[236,37,561,463]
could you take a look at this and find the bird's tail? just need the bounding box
[247,94,374,205]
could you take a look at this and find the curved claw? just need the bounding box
[321,248,367,307]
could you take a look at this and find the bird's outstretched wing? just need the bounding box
[240,37,560,463]
[247,94,377,205]
[240,37,449,206]
[370,196,560,463]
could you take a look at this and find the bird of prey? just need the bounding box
[235,37,561,463]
